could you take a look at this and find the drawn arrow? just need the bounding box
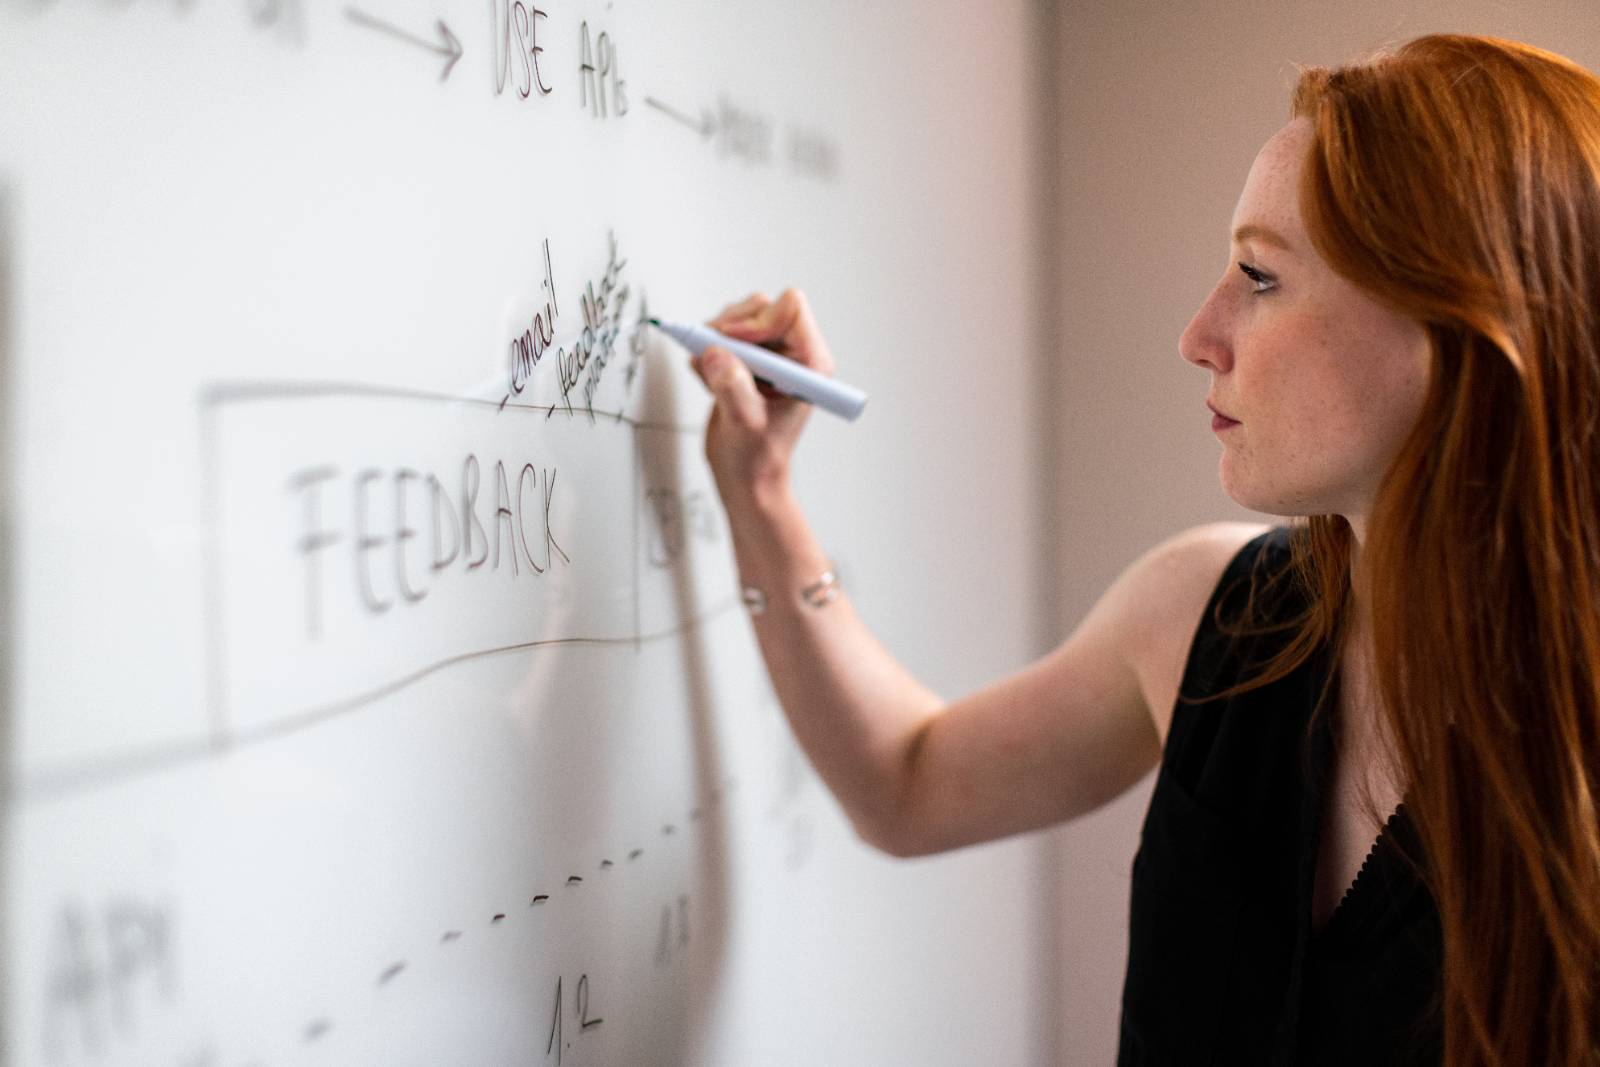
[644,96,715,139]
[344,7,463,82]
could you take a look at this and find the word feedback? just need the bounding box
[289,456,569,639]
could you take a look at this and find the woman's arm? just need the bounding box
[692,289,1265,856]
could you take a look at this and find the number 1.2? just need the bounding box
[545,974,603,1063]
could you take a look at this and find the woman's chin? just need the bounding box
[1218,463,1310,518]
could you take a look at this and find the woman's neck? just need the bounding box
[1342,517,1365,629]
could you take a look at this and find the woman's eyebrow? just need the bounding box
[1232,223,1296,254]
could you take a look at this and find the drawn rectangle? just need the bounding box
[204,385,644,742]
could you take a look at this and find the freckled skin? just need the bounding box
[1180,118,1432,520]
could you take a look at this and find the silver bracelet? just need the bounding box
[740,566,839,615]
[801,569,840,609]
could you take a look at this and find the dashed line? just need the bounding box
[298,795,722,1059]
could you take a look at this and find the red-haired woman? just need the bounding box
[691,34,1600,1066]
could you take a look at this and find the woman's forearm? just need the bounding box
[723,483,943,853]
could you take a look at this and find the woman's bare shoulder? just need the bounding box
[1116,521,1274,746]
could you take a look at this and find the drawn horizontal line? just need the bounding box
[232,597,740,747]
[11,735,223,805]
[16,596,740,803]
[199,377,698,435]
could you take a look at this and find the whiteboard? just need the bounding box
[0,2,1048,1064]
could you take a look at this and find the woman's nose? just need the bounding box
[1179,285,1232,373]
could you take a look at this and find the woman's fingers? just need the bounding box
[699,346,768,433]
[693,287,833,429]
[693,291,825,494]
[711,291,771,329]
[718,289,836,376]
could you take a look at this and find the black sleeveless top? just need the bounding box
[1116,527,1443,1065]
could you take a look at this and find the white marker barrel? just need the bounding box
[653,320,868,421]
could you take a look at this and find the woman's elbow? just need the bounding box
[851,810,940,859]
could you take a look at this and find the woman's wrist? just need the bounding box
[722,482,832,592]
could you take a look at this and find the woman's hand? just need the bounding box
[690,288,837,506]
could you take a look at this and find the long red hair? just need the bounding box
[1219,34,1600,1065]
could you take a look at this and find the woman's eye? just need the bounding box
[1237,262,1275,294]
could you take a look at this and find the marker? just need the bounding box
[650,319,868,421]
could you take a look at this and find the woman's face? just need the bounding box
[1179,118,1432,525]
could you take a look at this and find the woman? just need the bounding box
[690,34,1600,1066]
